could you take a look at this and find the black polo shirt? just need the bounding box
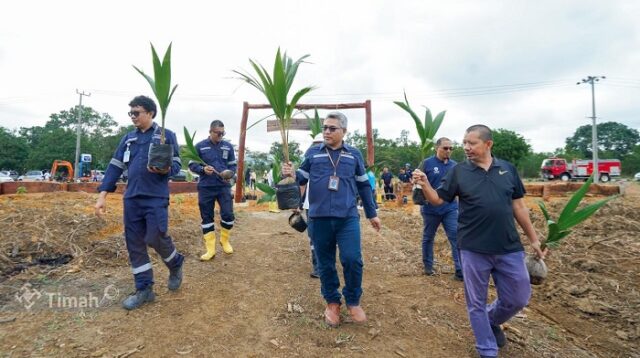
[436,157,525,255]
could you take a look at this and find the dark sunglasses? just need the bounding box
[440,146,453,151]
[128,110,147,118]
[210,130,225,136]
[322,126,342,133]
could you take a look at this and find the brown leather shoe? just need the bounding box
[347,305,367,324]
[324,303,341,327]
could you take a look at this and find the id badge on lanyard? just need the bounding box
[326,148,341,191]
[123,144,131,163]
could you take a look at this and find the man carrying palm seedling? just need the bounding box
[187,120,237,261]
[95,95,185,310]
[412,125,546,358]
[282,111,381,327]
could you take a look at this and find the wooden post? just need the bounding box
[365,100,374,166]
[235,102,249,203]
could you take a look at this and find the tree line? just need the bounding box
[2,105,639,178]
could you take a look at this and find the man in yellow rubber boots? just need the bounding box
[188,120,236,260]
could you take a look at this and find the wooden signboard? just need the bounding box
[266,118,318,132]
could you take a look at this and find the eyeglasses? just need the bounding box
[210,130,225,136]
[128,110,147,118]
[440,147,453,151]
[322,126,342,133]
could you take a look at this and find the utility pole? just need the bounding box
[577,76,605,183]
[74,89,91,180]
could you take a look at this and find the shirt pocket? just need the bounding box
[336,155,356,177]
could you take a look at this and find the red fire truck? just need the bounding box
[540,158,621,182]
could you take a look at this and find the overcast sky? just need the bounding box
[1,0,638,155]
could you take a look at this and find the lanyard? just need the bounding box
[325,148,342,176]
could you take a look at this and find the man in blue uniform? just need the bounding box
[282,111,381,327]
[188,120,237,261]
[420,137,462,280]
[398,167,411,183]
[380,167,394,201]
[95,95,184,310]
[412,125,546,358]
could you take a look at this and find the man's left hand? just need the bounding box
[148,166,170,174]
[369,217,381,232]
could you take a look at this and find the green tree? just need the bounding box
[345,129,422,172]
[491,128,531,167]
[519,152,553,179]
[0,127,29,171]
[269,141,303,164]
[244,148,272,178]
[621,144,640,175]
[565,121,640,159]
[17,106,123,172]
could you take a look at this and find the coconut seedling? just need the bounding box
[307,108,323,140]
[133,42,178,170]
[526,175,617,284]
[393,91,446,204]
[234,48,314,209]
[255,159,282,204]
[181,127,233,180]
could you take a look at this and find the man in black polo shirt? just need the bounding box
[412,124,546,358]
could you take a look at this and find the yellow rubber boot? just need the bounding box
[200,232,216,261]
[220,228,233,254]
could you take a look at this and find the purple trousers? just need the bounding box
[460,250,531,357]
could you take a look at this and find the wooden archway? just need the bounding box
[235,100,373,203]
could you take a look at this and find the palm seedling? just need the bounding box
[133,42,178,170]
[234,48,314,209]
[393,91,446,204]
[255,159,281,204]
[526,175,618,284]
[307,108,323,140]
[181,127,233,180]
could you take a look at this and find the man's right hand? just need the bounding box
[411,169,429,186]
[281,162,294,177]
[204,165,215,175]
[95,192,107,218]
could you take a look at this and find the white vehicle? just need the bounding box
[18,170,45,181]
[0,172,15,183]
[634,172,640,181]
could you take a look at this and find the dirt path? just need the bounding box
[0,184,638,357]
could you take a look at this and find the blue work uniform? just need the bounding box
[380,171,394,200]
[420,156,460,273]
[188,138,237,234]
[295,142,377,306]
[99,123,184,290]
[398,172,411,183]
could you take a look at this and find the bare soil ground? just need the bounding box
[0,183,638,357]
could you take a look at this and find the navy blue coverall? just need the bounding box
[98,123,184,290]
[295,142,377,306]
[188,138,237,233]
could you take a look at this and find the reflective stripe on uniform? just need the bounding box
[110,158,125,169]
[228,160,237,165]
[163,249,177,262]
[356,174,368,182]
[298,169,309,179]
[201,222,214,229]
[221,219,234,226]
[173,157,181,164]
[131,262,152,274]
